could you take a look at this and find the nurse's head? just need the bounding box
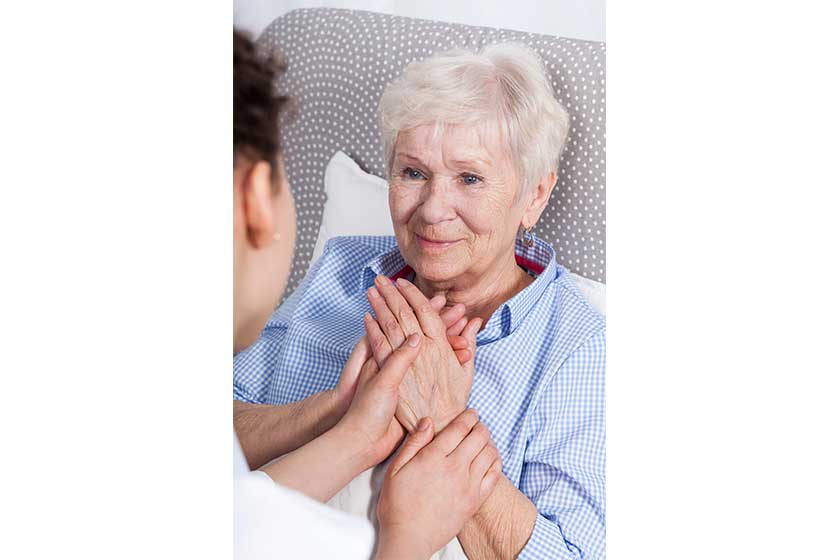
[233,30,296,353]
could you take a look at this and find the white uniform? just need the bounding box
[234,433,374,559]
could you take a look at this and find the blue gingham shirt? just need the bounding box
[234,235,606,559]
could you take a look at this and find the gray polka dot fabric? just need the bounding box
[258,7,606,300]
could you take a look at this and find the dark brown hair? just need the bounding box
[233,29,291,179]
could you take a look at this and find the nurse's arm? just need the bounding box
[235,301,470,470]
[234,391,345,470]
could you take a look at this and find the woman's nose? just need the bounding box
[417,177,457,224]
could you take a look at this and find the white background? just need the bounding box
[234,0,606,42]
[2,1,840,559]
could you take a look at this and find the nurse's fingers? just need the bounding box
[425,409,479,456]
[336,337,371,399]
[357,357,379,387]
[389,417,434,476]
[374,333,422,392]
[478,460,502,504]
[450,421,491,464]
[470,442,499,480]
[364,312,392,366]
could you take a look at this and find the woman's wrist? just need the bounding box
[310,388,345,436]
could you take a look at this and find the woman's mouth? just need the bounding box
[415,234,462,252]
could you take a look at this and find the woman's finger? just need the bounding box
[446,316,468,337]
[448,335,469,350]
[429,294,447,313]
[389,416,434,476]
[449,335,471,364]
[440,303,466,331]
[462,318,483,358]
[375,276,424,338]
[364,312,393,366]
[459,317,483,383]
[367,285,406,350]
[454,348,472,365]
[394,277,445,338]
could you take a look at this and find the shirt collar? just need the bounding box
[359,236,558,340]
[481,236,558,341]
[360,242,409,290]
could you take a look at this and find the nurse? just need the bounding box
[232,30,501,559]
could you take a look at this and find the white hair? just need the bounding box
[378,42,570,197]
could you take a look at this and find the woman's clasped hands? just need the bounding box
[366,275,482,433]
[330,289,477,467]
[330,279,500,558]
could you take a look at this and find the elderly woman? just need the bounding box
[235,43,605,559]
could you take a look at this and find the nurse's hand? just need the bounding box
[334,330,423,469]
[262,332,423,503]
[375,410,502,560]
[234,299,468,472]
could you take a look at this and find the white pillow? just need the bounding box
[312,151,605,316]
[310,151,393,265]
[568,270,606,317]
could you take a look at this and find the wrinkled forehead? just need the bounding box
[394,120,513,169]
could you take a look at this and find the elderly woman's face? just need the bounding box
[389,123,525,284]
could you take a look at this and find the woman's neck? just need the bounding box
[414,254,534,328]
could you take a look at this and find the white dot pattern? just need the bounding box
[258,8,607,299]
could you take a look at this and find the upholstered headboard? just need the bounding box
[257,8,606,300]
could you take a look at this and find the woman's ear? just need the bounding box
[242,160,277,250]
[521,170,557,229]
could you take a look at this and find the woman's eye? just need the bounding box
[462,173,482,185]
[402,167,426,181]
